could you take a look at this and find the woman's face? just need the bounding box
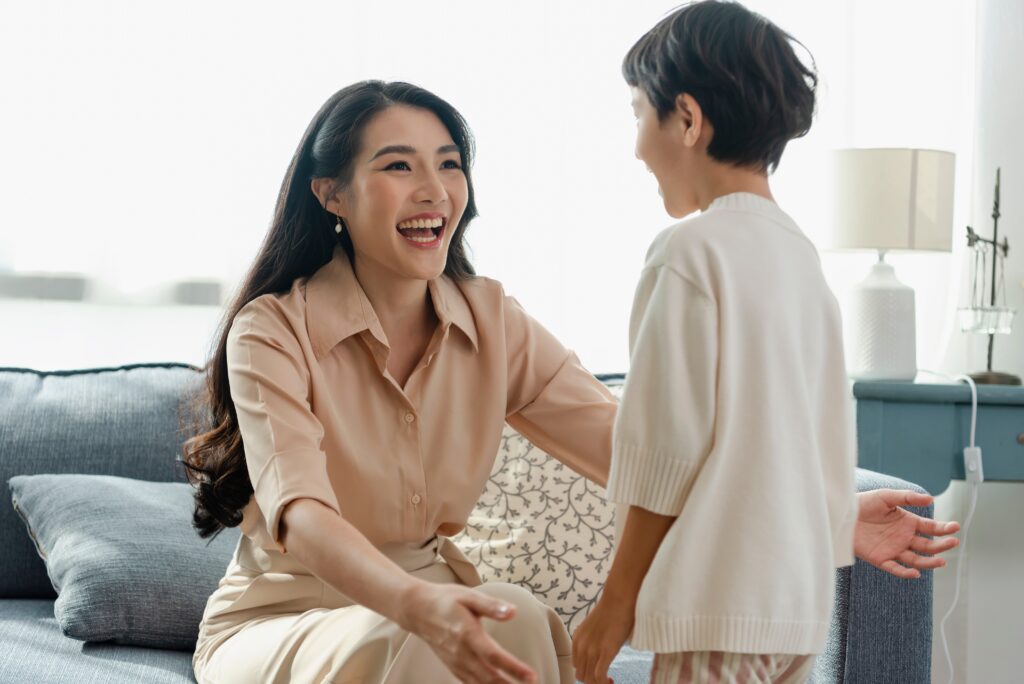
[338,105,468,282]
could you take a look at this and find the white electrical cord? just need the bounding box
[918,370,979,684]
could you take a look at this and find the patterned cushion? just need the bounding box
[454,381,623,634]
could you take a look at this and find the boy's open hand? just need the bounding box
[572,595,634,684]
[854,489,961,579]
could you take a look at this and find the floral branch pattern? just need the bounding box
[453,389,623,634]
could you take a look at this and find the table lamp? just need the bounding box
[829,148,955,380]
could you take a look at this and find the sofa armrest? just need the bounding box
[811,468,934,684]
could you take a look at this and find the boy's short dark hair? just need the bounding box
[623,0,817,173]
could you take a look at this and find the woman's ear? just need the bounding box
[674,93,704,147]
[311,178,347,217]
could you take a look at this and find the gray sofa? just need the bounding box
[0,363,934,683]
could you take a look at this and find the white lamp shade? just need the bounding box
[829,148,955,252]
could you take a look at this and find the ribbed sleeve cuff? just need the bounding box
[833,499,858,567]
[252,449,342,546]
[605,441,701,516]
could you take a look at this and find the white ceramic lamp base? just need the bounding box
[845,258,917,381]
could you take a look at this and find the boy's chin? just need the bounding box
[663,200,688,219]
[662,192,699,219]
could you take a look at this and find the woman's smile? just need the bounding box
[396,212,447,249]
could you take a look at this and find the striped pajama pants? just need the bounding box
[650,651,816,684]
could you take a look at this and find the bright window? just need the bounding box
[0,1,975,372]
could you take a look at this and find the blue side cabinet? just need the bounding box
[853,382,1024,495]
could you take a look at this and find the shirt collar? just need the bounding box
[305,245,479,360]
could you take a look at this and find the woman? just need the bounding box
[184,81,958,684]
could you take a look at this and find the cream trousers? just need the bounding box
[193,536,573,684]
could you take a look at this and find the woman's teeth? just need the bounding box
[404,232,437,243]
[396,217,444,229]
[396,218,444,247]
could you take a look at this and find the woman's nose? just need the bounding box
[415,170,447,203]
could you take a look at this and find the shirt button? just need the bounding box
[404,412,415,424]
[411,494,422,505]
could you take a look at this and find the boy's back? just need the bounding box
[609,191,858,654]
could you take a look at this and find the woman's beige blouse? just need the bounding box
[227,245,617,554]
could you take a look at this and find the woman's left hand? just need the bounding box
[855,489,960,579]
[572,595,634,684]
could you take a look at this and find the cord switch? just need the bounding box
[963,446,984,484]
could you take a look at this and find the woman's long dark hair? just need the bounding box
[181,81,479,539]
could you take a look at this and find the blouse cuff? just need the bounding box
[605,441,701,516]
[252,448,342,546]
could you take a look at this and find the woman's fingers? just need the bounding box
[462,591,516,621]
[918,518,961,537]
[453,655,501,684]
[449,628,523,684]
[873,488,932,509]
[897,491,934,507]
[909,534,959,555]
[898,549,946,570]
[468,627,537,683]
[879,559,921,579]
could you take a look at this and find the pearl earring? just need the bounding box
[335,215,344,234]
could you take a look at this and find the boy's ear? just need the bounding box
[311,178,348,217]
[674,93,704,147]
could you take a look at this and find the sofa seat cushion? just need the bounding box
[0,599,196,683]
[0,599,652,684]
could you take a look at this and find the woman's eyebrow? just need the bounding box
[369,144,460,162]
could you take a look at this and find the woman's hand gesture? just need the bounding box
[398,581,538,684]
[855,489,961,579]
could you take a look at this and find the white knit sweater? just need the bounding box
[606,192,858,655]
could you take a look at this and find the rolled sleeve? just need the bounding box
[227,300,342,549]
[502,294,617,487]
[606,267,718,516]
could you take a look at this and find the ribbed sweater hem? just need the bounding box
[630,614,830,655]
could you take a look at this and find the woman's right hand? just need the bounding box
[397,581,538,684]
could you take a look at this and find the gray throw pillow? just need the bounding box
[8,473,239,650]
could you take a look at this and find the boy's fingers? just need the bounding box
[596,651,616,683]
[579,649,595,684]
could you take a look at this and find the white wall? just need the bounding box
[931,2,1024,682]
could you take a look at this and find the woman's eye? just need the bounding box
[386,161,411,171]
[441,159,462,170]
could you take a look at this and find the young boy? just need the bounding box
[574,2,858,682]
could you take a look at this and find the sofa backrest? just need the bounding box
[0,363,207,598]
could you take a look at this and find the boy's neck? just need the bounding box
[694,161,774,212]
